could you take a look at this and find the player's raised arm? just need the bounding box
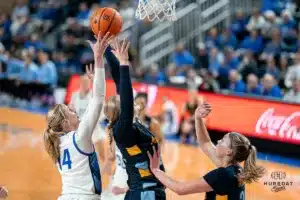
[105,45,121,94]
[111,38,135,144]
[75,32,113,152]
[194,102,221,167]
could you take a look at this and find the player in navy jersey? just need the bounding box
[103,38,166,200]
[147,101,266,200]
[135,92,164,145]
[43,32,112,200]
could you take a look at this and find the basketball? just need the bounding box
[90,7,123,37]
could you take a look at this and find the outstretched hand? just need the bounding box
[111,38,130,66]
[85,63,94,81]
[87,32,114,66]
[147,146,161,172]
[195,101,212,119]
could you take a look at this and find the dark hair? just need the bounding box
[135,92,148,102]
[228,132,266,184]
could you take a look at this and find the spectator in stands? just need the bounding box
[208,47,224,78]
[261,73,282,98]
[36,50,57,88]
[230,10,247,41]
[144,63,165,85]
[240,29,263,54]
[280,9,296,35]
[261,56,280,80]
[217,28,237,50]
[227,69,246,93]
[205,27,218,49]
[261,10,281,39]
[76,2,90,27]
[24,32,46,50]
[170,43,195,69]
[245,73,261,95]
[198,68,220,93]
[284,78,300,103]
[239,50,258,81]
[185,68,202,90]
[285,52,300,88]
[246,8,267,31]
[278,55,289,87]
[194,43,208,70]
[262,28,281,58]
[218,48,240,88]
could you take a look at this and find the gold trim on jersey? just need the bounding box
[138,168,152,177]
[126,145,142,156]
[216,195,228,200]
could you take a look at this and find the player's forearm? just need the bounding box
[152,169,185,195]
[76,64,105,145]
[105,46,120,94]
[93,62,106,100]
[119,65,133,120]
[195,117,211,145]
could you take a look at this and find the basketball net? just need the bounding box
[135,0,177,21]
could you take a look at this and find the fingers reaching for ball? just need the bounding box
[111,37,131,66]
[87,32,114,65]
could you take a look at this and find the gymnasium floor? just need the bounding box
[1,131,299,200]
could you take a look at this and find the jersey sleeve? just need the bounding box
[203,167,232,195]
[104,46,120,94]
[75,67,106,153]
[113,65,136,146]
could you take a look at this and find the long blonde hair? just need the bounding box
[103,96,120,146]
[44,104,66,162]
[228,132,266,184]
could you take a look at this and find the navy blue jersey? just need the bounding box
[204,165,245,200]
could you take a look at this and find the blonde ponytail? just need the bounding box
[44,128,61,162]
[238,145,266,184]
[44,104,66,163]
[228,132,266,185]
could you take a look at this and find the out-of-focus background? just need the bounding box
[0,0,300,199]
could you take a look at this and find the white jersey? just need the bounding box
[57,131,101,198]
[101,144,128,200]
[112,144,128,188]
[162,100,179,135]
[71,91,105,142]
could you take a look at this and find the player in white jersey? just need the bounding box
[70,70,106,161]
[43,32,113,200]
[101,137,128,200]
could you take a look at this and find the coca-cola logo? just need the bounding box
[255,108,300,141]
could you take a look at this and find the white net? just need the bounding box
[135,0,177,21]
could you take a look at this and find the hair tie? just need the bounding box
[248,144,252,151]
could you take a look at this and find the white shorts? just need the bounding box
[101,190,126,200]
[111,167,128,188]
[101,168,128,200]
[58,194,101,200]
[92,124,106,143]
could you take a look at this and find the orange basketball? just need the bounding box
[90,7,123,37]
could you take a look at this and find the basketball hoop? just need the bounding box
[135,0,177,21]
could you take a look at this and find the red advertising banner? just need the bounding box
[66,75,300,145]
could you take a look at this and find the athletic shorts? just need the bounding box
[58,194,101,200]
[124,189,166,200]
